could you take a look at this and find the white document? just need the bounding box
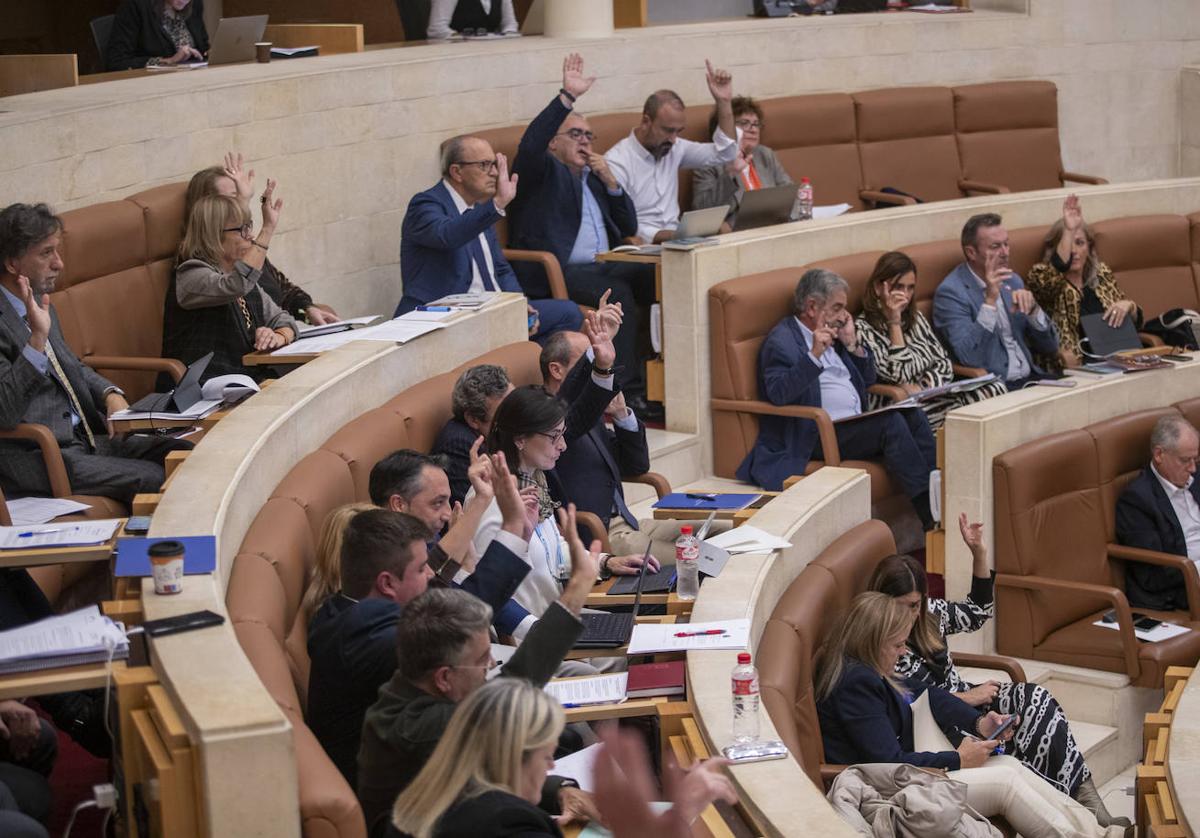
[706,526,792,554]
[545,672,628,706]
[365,319,446,344]
[146,62,207,70]
[627,619,750,655]
[271,45,319,56]
[1093,618,1191,642]
[110,399,222,421]
[397,309,458,322]
[812,203,853,220]
[5,497,91,526]
[0,519,122,549]
[201,373,259,403]
[0,606,128,673]
[551,742,605,792]
[486,643,517,680]
[428,292,501,309]
[272,318,444,355]
[296,315,381,335]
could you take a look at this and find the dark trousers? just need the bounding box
[818,407,936,501]
[0,717,57,831]
[563,262,658,397]
[394,0,431,39]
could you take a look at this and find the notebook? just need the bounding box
[626,661,686,698]
[652,493,760,511]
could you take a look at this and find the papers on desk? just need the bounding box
[146,61,208,70]
[270,316,446,355]
[652,493,760,511]
[0,605,128,674]
[836,375,999,424]
[296,315,382,339]
[5,497,91,526]
[0,519,122,550]
[271,45,319,58]
[627,619,750,655]
[428,292,502,309]
[706,526,792,554]
[551,742,604,792]
[544,672,628,707]
[1093,618,1191,642]
[812,203,853,219]
[579,805,673,838]
[201,373,259,404]
[398,309,458,322]
[609,244,663,256]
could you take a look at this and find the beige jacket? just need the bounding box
[827,763,1000,838]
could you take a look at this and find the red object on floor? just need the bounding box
[927,571,945,600]
[45,725,111,836]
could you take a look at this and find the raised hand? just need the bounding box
[490,452,533,541]
[223,151,256,203]
[494,152,519,210]
[704,59,733,103]
[583,309,617,371]
[260,178,283,230]
[982,249,1012,306]
[1062,193,1083,232]
[958,513,984,554]
[555,504,601,613]
[562,52,596,101]
[466,436,495,502]
[594,288,624,334]
[17,275,50,351]
[604,391,631,423]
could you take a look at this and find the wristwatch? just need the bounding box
[598,553,613,580]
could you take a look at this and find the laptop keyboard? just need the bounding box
[580,612,633,643]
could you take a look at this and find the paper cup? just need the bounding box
[255,42,272,63]
[148,540,185,595]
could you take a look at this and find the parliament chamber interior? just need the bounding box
[3,0,1200,836]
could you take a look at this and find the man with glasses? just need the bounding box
[395,135,582,345]
[1116,414,1200,611]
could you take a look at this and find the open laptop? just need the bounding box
[1080,312,1141,356]
[575,546,651,649]
[734,184,797,231]
[206,15,269,66]
[128,352,213,413]
[674,205,728,239]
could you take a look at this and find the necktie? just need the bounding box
[591,431,638,529]
[467,236,497,292]
[44,339,96,450]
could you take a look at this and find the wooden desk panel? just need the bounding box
[0,660,126,700]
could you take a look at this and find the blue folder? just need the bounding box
[114,536,217,577]
[651,493,761,510]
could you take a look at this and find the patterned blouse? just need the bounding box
[895,573,995,693]
[1026,260,1138,373]
[146,8,196,67]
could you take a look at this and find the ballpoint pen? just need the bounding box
[674,629,727,637]
[17,527,74,538]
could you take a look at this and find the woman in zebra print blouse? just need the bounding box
[868,514,1128,829]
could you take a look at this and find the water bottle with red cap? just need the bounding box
[731,652,760,743]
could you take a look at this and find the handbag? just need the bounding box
[1142,307,1200,349]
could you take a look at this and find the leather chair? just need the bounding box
[761,93,865,212]
[1093,214,1200,319]
[952,81,1106,193]
[993,428,1200,688]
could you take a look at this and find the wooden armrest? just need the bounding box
[502,248,569,301]
[996,573,1139,678]
[575,510,612,554]
[868,383,909,404]
[711,398,839,465]
[629,471,671,499]
[958,179,1010,195]
[1108,543,1200,620]
[820,763,849,788]
[952,363,988,379]
[1061,172,1108,185]
[952,652,1027,684]
[1140,331,1166,348]
[85,354,186,384]
[860,189,916,207]
[0,423,71,497]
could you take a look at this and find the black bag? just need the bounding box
[836,0,887,11]
[1142,308,1200,350]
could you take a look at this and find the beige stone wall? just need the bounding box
[1184,65,1200,175]
[0,1,1198,321]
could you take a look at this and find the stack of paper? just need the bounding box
[271,317,446,356]
[551,742,604,791]
[111,399,223,422]
[812,203,853,220]
[429,292,501,309]
[627,619,750,654]
[5,498,91,526]
[0,606,129,673]
[706,526,792,554]
[1093,618,1191,643]
[296,315,382,339]
[0,519,122,550]
[544,672,628,706]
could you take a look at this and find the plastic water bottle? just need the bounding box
[675,525,700,601]
[795,177,813,221]
[731,653,760,744]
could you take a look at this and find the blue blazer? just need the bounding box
[931,263,1059,380]
[736,317,876,491]
[1116,465,1198,612]
[508,97,639,297]
[817,658,981,771]
[396,181,522,316]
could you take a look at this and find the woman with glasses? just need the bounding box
[164,186,296,381]
[690,96,793,225]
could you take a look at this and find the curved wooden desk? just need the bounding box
[1170,669,1200,836]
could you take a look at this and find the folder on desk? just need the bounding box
[115,536,217,577]
[0,606,129,674]
[651,493,760,510]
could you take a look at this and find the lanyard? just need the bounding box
[533,519,568,583]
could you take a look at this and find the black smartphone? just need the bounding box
[1134,616,1163,631]
[989,714,1017,741]
[141,609,225,638]
[124,516,152,535]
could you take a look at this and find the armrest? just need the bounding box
[1108,543,1200,621]
[868,383,909,404]
[995,573,1139,679]
[1061,172,1108,186]
[958,179,1010,196]
[0,423,71,497]
[1139,331,1166,348]
[502,249,569,300]
[952,363,988,379]
[820,763,848,789]
[951,652,1027,684]
[575,510,612,554]
[710,398,839,465]
[860,189,916,207]
[629,471,671,499]
[85,354,186,384]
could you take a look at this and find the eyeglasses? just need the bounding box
[557,128,596,143]
[223,223,254,240]
[536,428,566,445]
[453,159,499,173]
[451,656,498,672]
[734,118,762,130]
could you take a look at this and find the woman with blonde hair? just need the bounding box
[389,678,565,838]
[815,592,1128,838]
[300,503,376,624]
[163,185,296,381]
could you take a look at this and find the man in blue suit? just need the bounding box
[737,269,936,528]
[395,137,581,344]
[933,213,1059,388]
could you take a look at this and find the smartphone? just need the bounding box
[125,516,152,535]
[1134,616,1163,631]
[1160,354,1192,363]
[988,714,1017,741]
[141,609,225,638]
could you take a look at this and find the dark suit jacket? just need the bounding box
[816,658,980,771]
[1115,466,1198,612]
[554,411,648,527]
[396,182,522,316]
[508,97,638,298]
[736,316,876,491]
[305,539,529,786]
[359,602,582,834]
[386,790,563,838]
[106,0,210,70]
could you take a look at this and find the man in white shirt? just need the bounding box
[1116,414,1200,612]
[604,60,740,244]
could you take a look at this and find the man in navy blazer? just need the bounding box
[508,53,658,419]
[1115,414,1200,612]
[933,213,1059,388]
[737,269,936,528]
[395,137,581,344]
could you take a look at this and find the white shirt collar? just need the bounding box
[1152,462,1194,495]
[442,179,472,215]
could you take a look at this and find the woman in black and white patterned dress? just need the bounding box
[868,513,1128,829]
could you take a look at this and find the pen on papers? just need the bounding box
[17,527,72,538]
[416,305,451,312]
[674,629,727,638]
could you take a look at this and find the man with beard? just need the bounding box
[0,202,188,504]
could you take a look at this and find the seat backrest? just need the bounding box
[1088,407,1181,541]
[90,15,115,69]
[1176,397,1200,431]
[0,54,78,98]
[762,93,864,211]
[1093,214,1199,319]
[853,86,963,203]
[953,81,1064,192]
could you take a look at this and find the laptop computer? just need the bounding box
[674,205,728,239]
[575,546,651,649]
[1080,313,1142,356]
[128,352,213,413]
[206,15,269,66]
[734,184,797,231]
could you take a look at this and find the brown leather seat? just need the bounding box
[1093,214,1200,318]
[760,93,864,212]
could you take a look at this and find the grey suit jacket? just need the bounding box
[0,290,112,445]
[690,144,794,220]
